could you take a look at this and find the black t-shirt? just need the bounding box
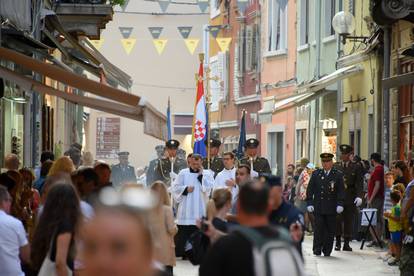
[199,226,280,276]
[50,221,76,270]
[212,217,228,233]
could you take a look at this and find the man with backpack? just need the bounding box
[199,180,304,276]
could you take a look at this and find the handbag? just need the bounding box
[38,233,73,276]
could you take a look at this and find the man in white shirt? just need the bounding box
[0,185,30,276]
[214,152,238,202]
[171,154,214,257]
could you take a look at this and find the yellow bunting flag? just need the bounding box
[216,38,232,52]
[184,39,199,55]
[121,38,136,55]
[89,39,104,50]
[153,39,168,55]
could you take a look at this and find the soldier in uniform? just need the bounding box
[155,139,187,186]
[110,151,136,190]
[307,153,345,257]
[146,145,165,186]
[334,144,364,251]
[239,138,271,175]
[202,138,224,177]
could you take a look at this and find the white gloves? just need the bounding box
[307,206,314,213]
[336,206,344,214]
[354,197,363,207]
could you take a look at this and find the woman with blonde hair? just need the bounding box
[150,181,177,275]
[210,188,232,233]
[48,156,75,177]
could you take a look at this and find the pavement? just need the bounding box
[174,236,400,276]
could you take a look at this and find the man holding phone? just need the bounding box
[171,154,214,257]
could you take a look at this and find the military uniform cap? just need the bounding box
[244,138,259,148]
[339,144,353,154]
[166,139,180,149]
[204,138,221,148]
[155,145,165,151]
[259,174,282,187]
[320,153,334,162]
[118,151,130,156]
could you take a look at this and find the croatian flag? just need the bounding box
[192,60,207,157]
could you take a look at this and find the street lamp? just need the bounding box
[332,11,368,44]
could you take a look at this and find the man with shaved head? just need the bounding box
[4,154,19,171]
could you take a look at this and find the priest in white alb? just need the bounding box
[214,151,239,203]
[171,153,214,257]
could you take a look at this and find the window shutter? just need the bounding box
[252,24,258,70]
[209,56,220,112]
[218,51,228,102]
[245,25,253,72]
[234,43,240,100]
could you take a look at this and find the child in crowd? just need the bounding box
[383,172,394,260]
[384,191,403,266]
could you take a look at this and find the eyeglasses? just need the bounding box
[99,186,158,210]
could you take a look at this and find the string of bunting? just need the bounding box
[89,25,233,55]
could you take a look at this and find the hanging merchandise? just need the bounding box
[119,27,134,39]
[121,38,137,54]
[216,37,232,52]
[177,26,193,39]
[89,39,104,50]
[148,27,164,39]
[158,0,171,13]
[208,25,221,38]
[184,39,200,55]
[153,39,168,55]
[197,0,209,13]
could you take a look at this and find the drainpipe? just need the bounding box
[382,26,391,165]
[336,0,343,158]
[313,0,322,162]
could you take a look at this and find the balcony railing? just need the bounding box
[54,0,107,4]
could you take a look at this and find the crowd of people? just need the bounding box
[1,138,414,276]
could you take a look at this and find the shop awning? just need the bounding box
[259,65,363,119]
[0,47,167,140]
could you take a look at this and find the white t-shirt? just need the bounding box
[214,167,239,203]
[0,210,28,276]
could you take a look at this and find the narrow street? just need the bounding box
[175,237,400,276]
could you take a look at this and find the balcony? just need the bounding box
[52,0,114,40]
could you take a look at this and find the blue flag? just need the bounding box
[237,111,246,159]
[167,98,172,140]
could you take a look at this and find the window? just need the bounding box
[209,55,221,112]
[349,131,355,150]
[349,0,355,15]
[368,114,374,156]
[299,0,309,45]
[324,0,336,37]
[268,0,288,52]
[296,129,307,160]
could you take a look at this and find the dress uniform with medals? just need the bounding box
[334,144,364,251]
[146,145,165,186]
[111,151,137,190]
[155,139,187,186]
[202,139,224,177]
[306,153,345,257]
[239,138,271,175]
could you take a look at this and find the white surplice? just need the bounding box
[214,167,239,203]
[171,168,214,225]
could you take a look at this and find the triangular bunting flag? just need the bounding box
[121,0,130,11]
[148,27,163,39]
[153,39,168,55]
[237,0,249,14]
[121,38,136,55]
[197,0,209,13]
[89,39,104,50]
[209,25,221,38]
[119,27,133,39]
[216,37,232,52]
[158,0,170,13]
[177,26,193,39]
[184,39,199,55]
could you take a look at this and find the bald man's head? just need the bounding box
[4,154,19,171]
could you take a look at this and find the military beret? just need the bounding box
[320,153,334,162]
[165,139,180,149]
[118,151,130,156]
[300,158,310,167]
[339,144,353,154]
[71,143,82,151]
[204,138,221,148]
[259,174,282,187]
[244,138,259,148]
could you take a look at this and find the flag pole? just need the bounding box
[202,54,212,170]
